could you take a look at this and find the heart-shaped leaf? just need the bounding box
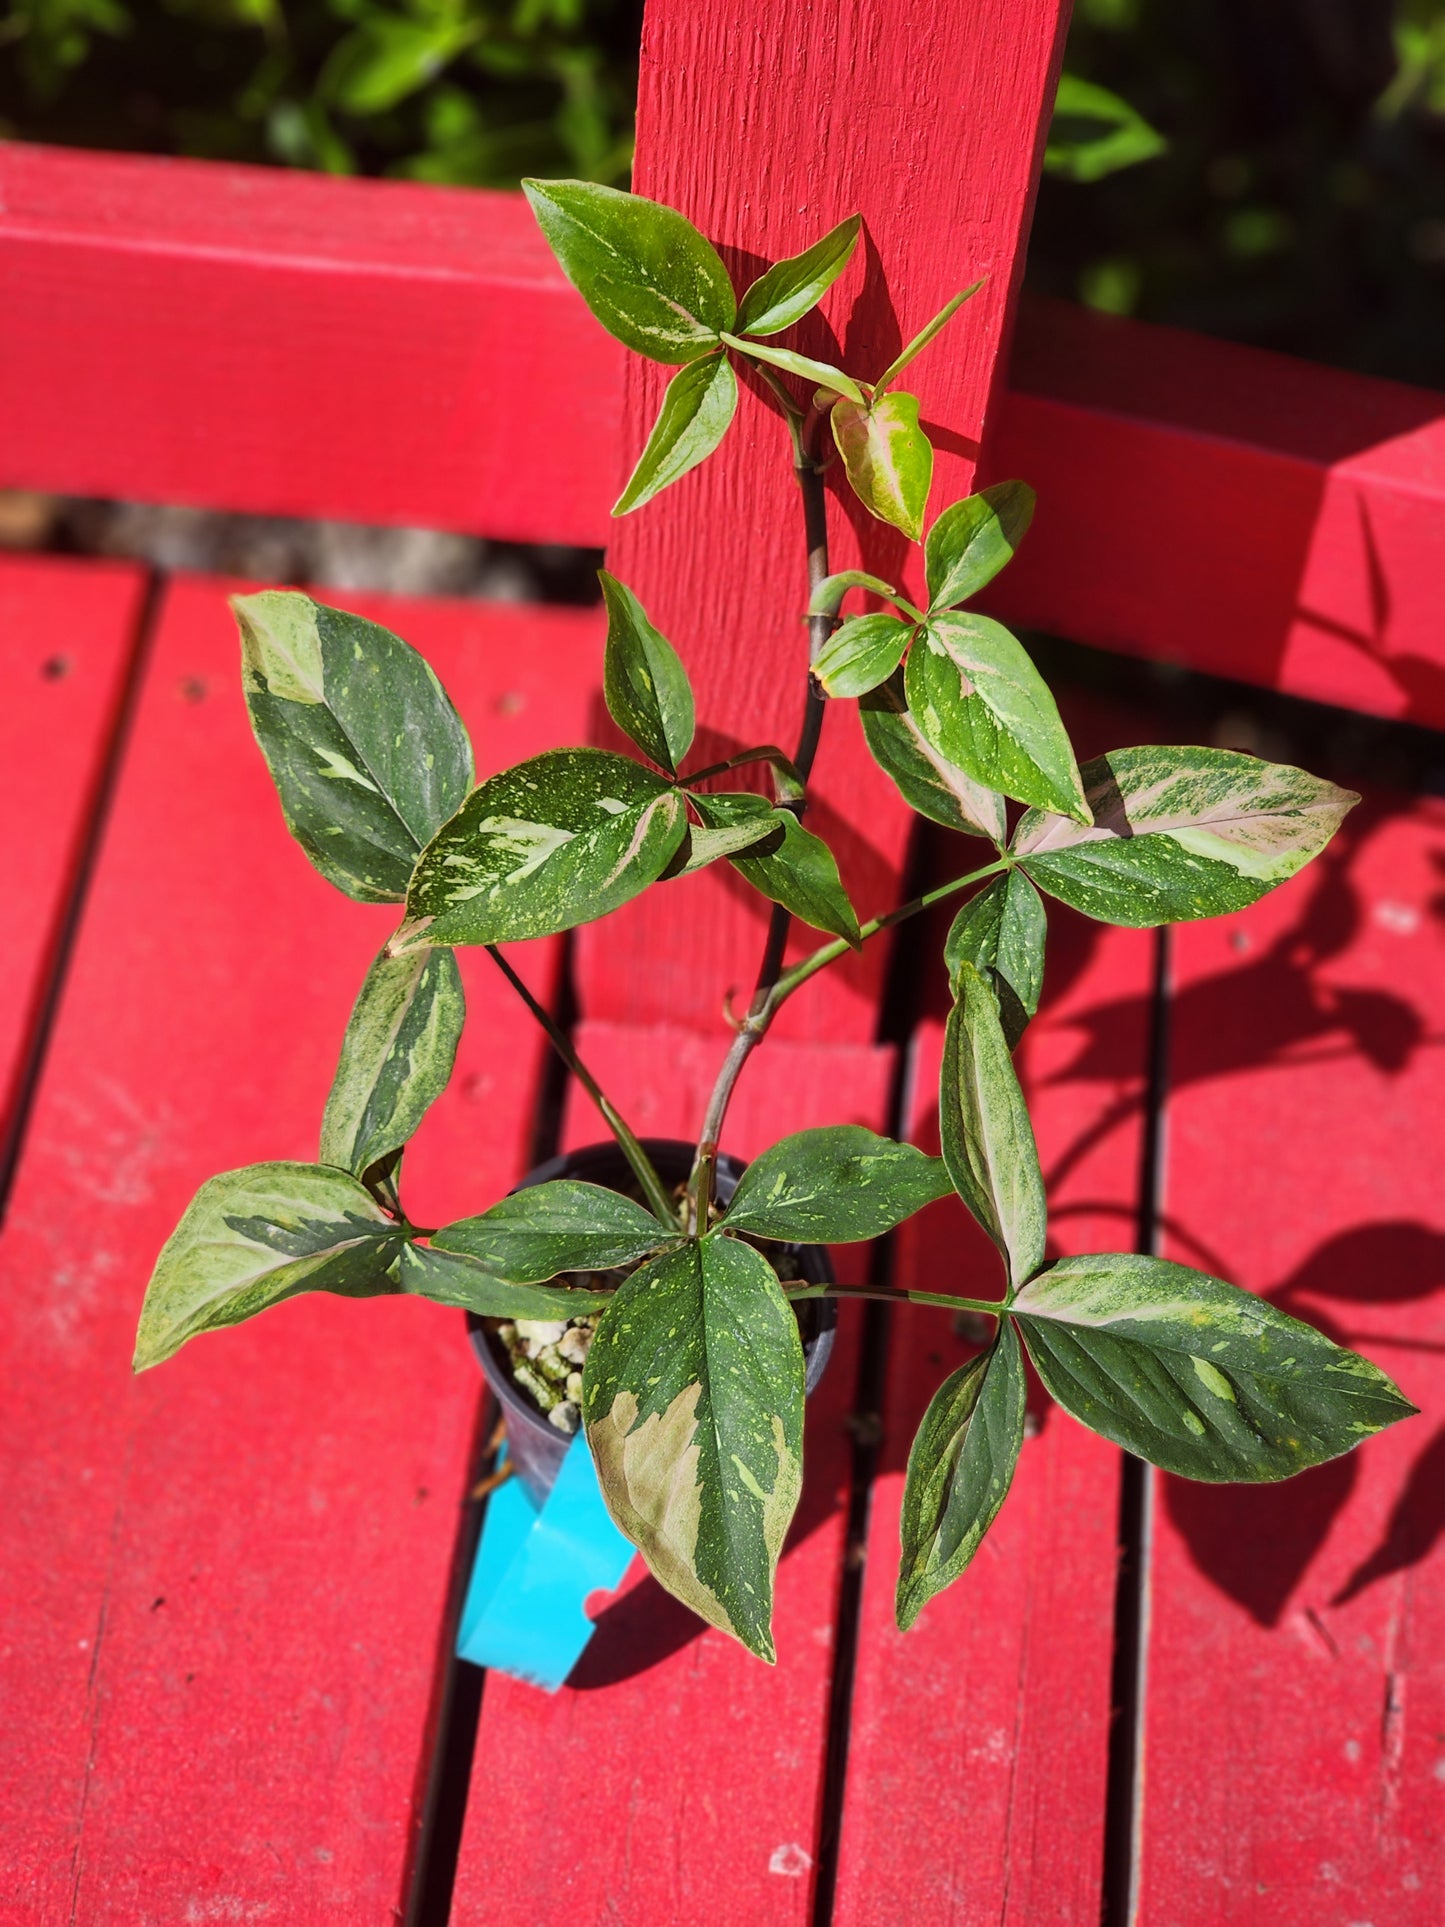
[736,214,861,335]
[1013,746,1359,926]
[401,749,686,949]
[583,1235,805,1661]
[320,945,465,1180]
[830,391,933,540]
[1014,1253,1417,1480]
[722,1126,951,1243]
[235,591,473,904]
[614,351,738,515]
[814,612,915,698]
[943,871,1046,1048]
[859,673,1007,844]
[904,611,1088,822]
[599,572,695,773]
[431,1180,675,1283]
[941,964,1046,1289]
[523,178,735,363]
[925,483,1036,611]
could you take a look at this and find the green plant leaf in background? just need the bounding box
[814,612,916,699]
[735,214,861,335]
[401,747,686,948]
[722,1126,952,1243]
[393,1244,611,1319]
[941,963,1047,1290]
[1045,72,1167,184]
[943,870,1047,1048]
[523,178,736,362]
[859,673,1007,845]
[582,1233,805,1661]
[925,483,1037,611]
[1013,746,1359,926]
[830,391,934,540]
[599,571,695,772]
[723,334,865,406]
[320,12,480,117]
[614,350,738,514]
[1014,1253,1416,1480]
[430,1180,676,1282]
[133,1162,408,1370]
[319,944,465,1181]
[896,1318,1027,1629]
[234,590,473,903]
[904,611,1089,821]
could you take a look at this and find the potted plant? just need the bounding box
[133,182,1415,1663]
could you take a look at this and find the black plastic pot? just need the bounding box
[468,1137,837,1504]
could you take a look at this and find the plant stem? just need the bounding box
[786,1281,1006,1317]
[483,944,679,1227]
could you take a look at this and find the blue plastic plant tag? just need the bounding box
[455,1434,635,1692]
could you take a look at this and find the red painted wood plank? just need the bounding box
[1137,793,1445,1922]
[833,899,1152,1925]
[450,1026,894,1926]
[0,141,624,547]
[0,574,602,1919]
[0,553,146,1146]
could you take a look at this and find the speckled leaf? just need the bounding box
[724,334,864,405]
[896,1319,1026,1629]
[730,809,860,945]
[669,791,780,876]
[943,871,1047,1048]
[134,1162,406,1370]
[400,748,685,948]
[522,178,735,363]
[722,1126,951,1243]
[431,1180,675,1283]
[814,612,915,699]
[1014,1253,1417,1481]
[830,391,933,540]
[925,483,1036,611]
[614,352,738,515]
[582,1234,805,1661]
[234,590,473,903]
[941,964,1047,1289]
[599,572,695,772]
[319,945,464,1179]
[859,673,1007,843]
[394,1243,611,1318]
[736,215,860,335]
[1013,746,1359,926]
[905,611,1089,822]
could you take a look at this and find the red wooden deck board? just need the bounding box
[0,574,602,1920]
[451,1024,894,1926]
[1137,792,1445,1923]
[0,553,147,1145]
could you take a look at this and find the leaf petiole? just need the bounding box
[787,1282,1006,1317]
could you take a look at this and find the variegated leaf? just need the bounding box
[582,1235,805,1661]
[940,964,1047,1289]
[430,1180,675,1282]
[830,391,933,540]
[943,870,1046,1048]
[235,591,473,904]
[668,791,781,876]
[859,672,1007,844]
[722,1125,951,1243]
[896,1319,1026,1629]
[904,611,1089,822]
[814,612,915,699]
[614,352,738,515]
[394,1243,611,1318]
[320,945,464,1179]
[399,748,686,948]
[134,1162,406,1370]
[735,214,861,336]
[1013,746,1359,926]
[689,792,858,942]
[599,572,695,772]
[924,482,1036,612]
[1014,1253,1417,1481]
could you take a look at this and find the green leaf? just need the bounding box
[599,572,695,773]
[431,1179,674,1282]
[722,334,864,406]
[830,391,933,540]
[234,591,474,904]
[522,178,736,363]
[814,613,915,699]
[401,748,686,948]
[1045,73,1167,184]
[394,1243,611,1319]
[904,611,1089,822]
[582,1234,804,1660]
[730,810,860,945]
[943,871,1046,1048]
[1014,1253,1417,1481]
[807,570,921,623]
[614,352,738,515]
[896,1319,1026,1629]
[859,673,1007,844]
[925,483,1036,611]
[940,964,1046,1289]
[321,17,477,115]
[319,945,465,1180]
[722,1125,951,1243]
[134,1163,406,1370]
[668,791,781,876]
[875,280,985,393]
[1013,747,1360,927]
[735,214,861,335]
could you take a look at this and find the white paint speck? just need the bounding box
[1344,1739,1362,1763]
[1372,900,1420,935]
[769,1843,812,1878]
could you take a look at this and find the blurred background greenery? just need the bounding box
[1,0,1441,385]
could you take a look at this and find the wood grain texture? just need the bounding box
[832,897,1151,1924]
[1137,793,1445,1923]
[0,553,146,1149]
[0,575,601,1920]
